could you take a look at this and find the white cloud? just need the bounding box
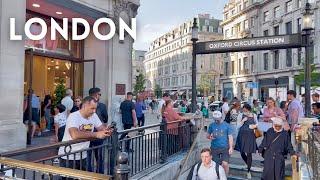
[133,23,175,50]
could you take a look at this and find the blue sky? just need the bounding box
[133,0,229,50]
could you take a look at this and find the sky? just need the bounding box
[133,0,229,51]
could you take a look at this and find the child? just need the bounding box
[54,104,66,142]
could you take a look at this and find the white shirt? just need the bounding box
[54,113,67,128]
[192,160,227,180]
[58,111,102,160]
[61,96,73,114]
[158,99,165,115]
[221,102,229,120]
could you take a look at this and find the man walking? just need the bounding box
[58,96,113,173]
[61,89,73,117]
[191,148,227,180]
[286,90,304,132]
[119,92,137,152]
[221,97,229,121]
[207,111,233,175]
[87,87,108,173]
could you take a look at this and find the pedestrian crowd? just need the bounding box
[190,90,319,180]
[21,88,320,179]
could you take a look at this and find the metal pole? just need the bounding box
[191,18,198,113]
[27,49,34,145]
[304,29,312,117]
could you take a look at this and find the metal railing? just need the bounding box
[0,157,111,180]
[307,130,320,180]
[0,118,195,178]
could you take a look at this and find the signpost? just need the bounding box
[195,34,302,54]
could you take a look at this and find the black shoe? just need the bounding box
[260,160,264,164]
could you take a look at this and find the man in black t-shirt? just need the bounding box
[119,92,137,152]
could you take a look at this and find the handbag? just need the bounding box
[254,128,263,138]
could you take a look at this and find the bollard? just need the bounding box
[114,152,130,180]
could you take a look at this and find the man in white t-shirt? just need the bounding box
[157,92,170,120]
[61,89,74,117]
[221,97,229,121]
[58,96,113,171]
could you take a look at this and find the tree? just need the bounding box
[294,64,320,88]
[134,73,146,95]
[53,78,66,106]
[198,74,211,97]
[154,84,162,98]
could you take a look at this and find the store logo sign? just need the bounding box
[9,17,136,41]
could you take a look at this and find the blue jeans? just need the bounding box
[87,139,105,174]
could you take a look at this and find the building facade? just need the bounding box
[221,0,320,102]
[144,14,223,98]
[0,0,139,152]
[132,50,147,88]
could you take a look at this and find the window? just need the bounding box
[232,61,236,75]
[274,6,280,18]
[205,20,209,26]
[286,49,292,67]
[243,57,249,71]
[297,0,302,8]
[263,53,269,70]
[238,4,242,11]
[231,9,235,15]
[297,18,302,33]
[298,48,302,65]
[244,1,249,8]
[244,20,249,29]
[286,1,293,13]
[225,13,229,20]
[286,21,292,34]
[250,17,255,27]
[263,30,269,36]
[274,50,279,69]
[251,55,254,72]
[224,62,229,76]
[264,11,270,22]
[239,58,242,71]
[274,26,280,35]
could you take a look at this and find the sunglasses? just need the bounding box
[98,93,102,96]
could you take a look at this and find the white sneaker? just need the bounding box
[43,129,50,132]
[53,158,59,164]
[247,172,252,179]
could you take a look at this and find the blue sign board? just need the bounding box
[246,82,258,89]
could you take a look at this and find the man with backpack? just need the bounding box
[190,148,227,180]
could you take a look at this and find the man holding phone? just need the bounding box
[58,96,113,172]
[207,111,233,175]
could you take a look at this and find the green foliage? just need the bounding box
[53,79,66,106]
[294,64,320,87]
[134,73,146,95]
[154,84,162,98]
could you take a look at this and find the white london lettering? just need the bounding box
[9,17,137,41]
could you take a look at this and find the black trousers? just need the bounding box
[119,124,133,151]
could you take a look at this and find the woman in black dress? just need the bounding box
[235,104,258,179]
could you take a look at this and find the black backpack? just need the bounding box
[187,162,220,180]
[224,110,232,123]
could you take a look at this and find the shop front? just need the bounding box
[259,77,289,102]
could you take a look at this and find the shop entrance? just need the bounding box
[24,49,95,100]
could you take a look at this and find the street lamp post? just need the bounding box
[191,18,199,113]
[274,75,279,101]
[302,2,314,117]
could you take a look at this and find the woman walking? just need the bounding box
[235,104,258,179]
